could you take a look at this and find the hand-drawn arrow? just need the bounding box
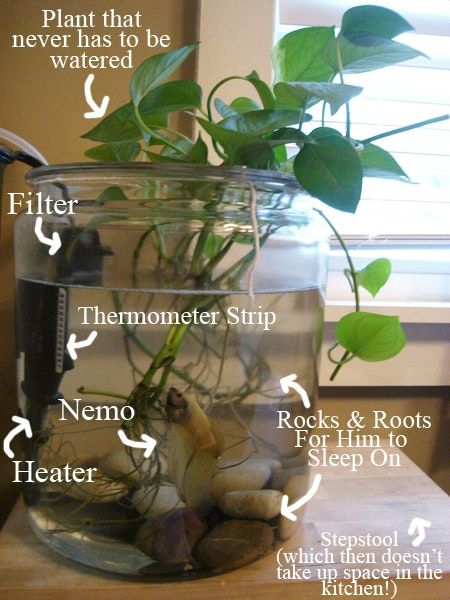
[34,217,61,255]
[3,416,32,459]
[117,429,157,459]
[280,473,322,522]
[67,331,98,360]
[408,517,431,547]
[84,74,110,119]
[280,373,311,409]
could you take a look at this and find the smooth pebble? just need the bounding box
[193,519,274,571]
[272,465,310,491]
[218,489,282,520]
[132,484,184,519]
[210,458,279,502]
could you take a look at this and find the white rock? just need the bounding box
[211,458,279,502]
[99,449,154,485]
[272,465,310,491]
[219,489,282,520]
[279,474,310,540]
[260,458,282,472]
[132,484,184,519]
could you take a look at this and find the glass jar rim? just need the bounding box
[26,161,300,186]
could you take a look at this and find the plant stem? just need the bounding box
[314,209,359,380]
[361,114,449,144]
[335,40,351,138]
[314,209,360,310]
[111,291,210,394]
[77,387,129,401]
[158,125,193,144]
[298,108,306,132]
[133,106,185,153]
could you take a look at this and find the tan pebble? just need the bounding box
[253,458,282,472]
[272,465,310,491]
[211,459,275,502]
[279,474,310,540]
[132,484,184,519]
[219,489,282,520]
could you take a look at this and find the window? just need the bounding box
[279,0,450,240]
[197,0,450,387]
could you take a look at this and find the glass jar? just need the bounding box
[15,163,328,577]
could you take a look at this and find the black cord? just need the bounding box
[0,145,45,168]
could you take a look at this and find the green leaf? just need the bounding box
[360,143,410,181]
[82,103,141,142]
[219,109,300,135]
[273,144,288,165]
[95,186,128,206]
[130,44,197,106]
[294,128,362,212]
[324,35,425,74]
[236,141,274,168]
[185,136,208,164]
[357,258,392,297]
[336,312,406,361]
[272,27,335,83]
[84,141,141,162]
[204,234,225,259]
[341,6,414,40]
[197,117,256,162]
[161,139,193,156]
[146,136,208,165]
[246,71,275,109]
[138,80,202,118]
[230,96,261,114]
[266,127,308,146]
[144,150,179,164]
[274,81,362,115]
[214,98,239,118]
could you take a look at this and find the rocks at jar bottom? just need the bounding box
[218,489,282,520]
[99,449,154,485]
[193,519,274,571]
[210,458,280,502]
[278,474,310,541]
[136,507,206,565]
[132,484,184,519]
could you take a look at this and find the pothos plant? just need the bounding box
[82,4,447,381]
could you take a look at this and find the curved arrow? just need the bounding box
[35,217,61,255]
[84,74,110,119]
[408,517,431,547]
[280,373,311,409]
[281,473,322,522]
[67,331,98,360]
[117,429,157,459]
[3,416,32,459]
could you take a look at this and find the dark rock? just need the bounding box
[136,507,206,565]
[193,519,274,571]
